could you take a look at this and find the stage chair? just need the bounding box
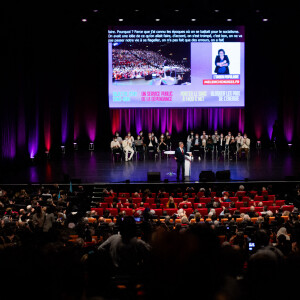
[236,218,243,223]
[281,216,289,223]
[221,218,228,224]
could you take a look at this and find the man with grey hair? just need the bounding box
[175,142,192,181]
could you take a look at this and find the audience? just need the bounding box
[0,183,300,299]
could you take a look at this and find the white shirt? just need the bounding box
[235,135,243,144]
[187,135,194,143]
[241,138,250,148]
[116,136,122,143]
[111,140,120,149]
[225,135,231,145]
[127,136,134,143]
[122,140,133,150]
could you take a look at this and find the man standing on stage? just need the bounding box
[175,142,192,181]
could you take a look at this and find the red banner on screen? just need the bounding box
[203,79,240,85]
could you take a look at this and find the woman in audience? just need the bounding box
[166,196,177,208]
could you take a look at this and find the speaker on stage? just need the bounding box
[147,172,161,182]
[145,74,153,80]
[199,171,215,182]
[216,170,231,180]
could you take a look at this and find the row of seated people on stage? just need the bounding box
[110,130,173,161]
[187,130,250,159]
[110,129,250,161]
[2,184,300,299]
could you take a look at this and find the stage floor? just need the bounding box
[1,148,300,184]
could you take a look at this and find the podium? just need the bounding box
[185,152,192,177]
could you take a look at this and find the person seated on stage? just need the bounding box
[235,132,243,151]
[134,135,144,160]
[167,196,177,208]
[229,135,237,159]
[151,131,158,144]
[147,135,158,157]
[218,133,225,153]
[238,133,250,158]
[158,136,167,156]
[187,130,194,152]
[111,136,122,161]
[192,133,201,155]
[122,136,134,161]
[114,131,122,144]
[138,130,145,141]
[224,132,232,152]
[206,135,214,153]
[212,130,220,152]
[200,133,207,156]
[159,133,165,141]
[165,133,172,150]
[127,132,134,144]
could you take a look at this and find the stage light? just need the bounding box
[262,18,268,22]
[93,9,98,13]
[227,18,232,22]
[119,18,123,22]
[214,9,220,12]
[89,142,94,151]
[61,146,65,154]
[155,19,160,21]
[81,18,87,22]
[73,142,78,150]
[288,143,292,149]
[45,151,50,158]
[174,9,179,12]
[134,9,139,12]
[191,19,196,21]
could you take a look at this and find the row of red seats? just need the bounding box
[104,195,277,204]
[91,205,294,217]
[106,190,268,199]
[99,200,286,209]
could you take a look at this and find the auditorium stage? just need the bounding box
[1,148,300,185]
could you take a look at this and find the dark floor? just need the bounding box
[1,148,300,184]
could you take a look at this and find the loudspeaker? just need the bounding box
[147,172,161,182]
[216,170,231,180]
[199,171,215,182]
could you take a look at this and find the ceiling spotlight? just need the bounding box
[93,9,98,13]
[191,18,196,21]
[155,18,160,21]
[227,18,232,22]
[174,9,179,12]
[256,10,260,13]
[119,18,123,22]
[214,9,220,12]
[134,9,139,12]
[81,18,87,22]
[262,18,268,22]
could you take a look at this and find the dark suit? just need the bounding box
[175,147,188,180]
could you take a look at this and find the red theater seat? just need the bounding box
[133,198,142,204]
[178,202,193,208]
[193,203,206,209]
[119,192,130,198]
[199,198,211,204]
[146,198,155,204]
[120,208,133,216]
[107,208,118,216]
[255,207,263,212]
[282,205,294,212]
[132,193,143,197]
[262,201,273,207]
[198,208,208,216]
[240,207,250,213]
[215,208,223,216]
[119,198,127,203]
[261,191,268,196]
[268,206,280,213]
[100,203,108,209]
[254,196,263,201]
[104,197,113,203]
[235,202,244,209]
[197,192,205,197]
[174,198,183,203]
[222,202,231,208]
[268,195,275,200]
[211,192,216,197]
[160,198,169,205]
[236,191,246,197]
[91,208,103,216]
[229,208,237,214]
[153,209,162,216]
[275,200,285,206]
[184,193,195,197]
[165,208,177,216]
[229,197,238,202]
[184,208,194,217]
[151,203,165,209]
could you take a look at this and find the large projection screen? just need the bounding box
[108,26,245,108]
